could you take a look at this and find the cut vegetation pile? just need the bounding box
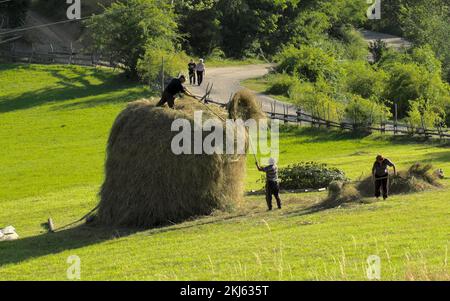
[323,163,442,208]
[97,91,263,228]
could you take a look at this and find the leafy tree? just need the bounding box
[85,0,178,79]
[345,95,391,127]
[174,0,221,56]
[343,60,387,100]
[275,45,342,84]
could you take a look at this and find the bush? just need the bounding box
[342,60,387,99]
[345,95,391,128]
[290,78,346,122]
[275,45,342,84]
[137,41,189,85]
[278,162,347,190]
[265,74,299,96]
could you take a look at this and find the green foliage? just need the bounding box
[275,45,342,83]
[290,78,346,122]
[382,61,450,119]
[85,0,178,79]
[343,60,386,99]
[369,40,388,63]
[265,73,300,96]
[279,162,347,190]
[405,97,446,130]
[345,95,391,127]
[137,45,189,85]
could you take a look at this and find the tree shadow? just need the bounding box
[280,126,372,142]
[0,66,149,113]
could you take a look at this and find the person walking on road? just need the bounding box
[372,155,396,200]
[196,59,206,86]
[188,59,196,85]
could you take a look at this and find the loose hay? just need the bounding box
[96,92,263,228]
[323,163,442,208]
[228,89,265,121]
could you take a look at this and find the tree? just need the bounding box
[85,0,178,79]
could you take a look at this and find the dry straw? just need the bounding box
[96,91,263,228]
[323,163,442,208]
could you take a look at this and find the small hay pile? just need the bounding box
[323,163,442,208]
[96,90,263,228]
[228,89,265,121]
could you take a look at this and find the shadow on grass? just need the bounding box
[0,211,252,268]
[0,65,151,113]
[0,225,140,268]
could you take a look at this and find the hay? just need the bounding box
[228,89,265,121]
[323,163,442,208]
[96,94,263,228]
[322,181,360,208]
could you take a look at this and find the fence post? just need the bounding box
[297,109,302,127]
[394,102,398,135]
[161,56,165,94]
[29,43,34,63]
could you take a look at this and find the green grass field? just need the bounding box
[1,64,449,280]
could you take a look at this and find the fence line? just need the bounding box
[0,48,115,68]
[205,99,450,140]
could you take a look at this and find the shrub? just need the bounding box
[290,78,346,122]
[345,95,391,128]
[265,74,299,96]
[278,162,346,190]
[137,41,189,85]
[342,60,387,99]
[275,45,342,84]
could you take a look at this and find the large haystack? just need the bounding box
[97,91,262,228]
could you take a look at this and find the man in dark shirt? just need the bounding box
[257,158,282,210]
[372,155,396,200]
[157,75,194,108]
[188,59,196,85]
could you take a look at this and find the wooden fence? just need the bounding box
[0,48,115,67]
[206,99,450,140]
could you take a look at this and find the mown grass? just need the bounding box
[0,64,449,280]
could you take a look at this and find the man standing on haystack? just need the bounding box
[372,155,396,200]
[157,75,195,109]
[257,158,282,211]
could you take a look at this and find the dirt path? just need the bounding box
[189,64,298,115]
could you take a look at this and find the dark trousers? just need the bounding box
[197,71,204,86]
[266,181,282,210]
[157,91,176,108]
[189,72,196,85]
[375,175,389,199]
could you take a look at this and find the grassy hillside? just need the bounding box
[0,64,449,280]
